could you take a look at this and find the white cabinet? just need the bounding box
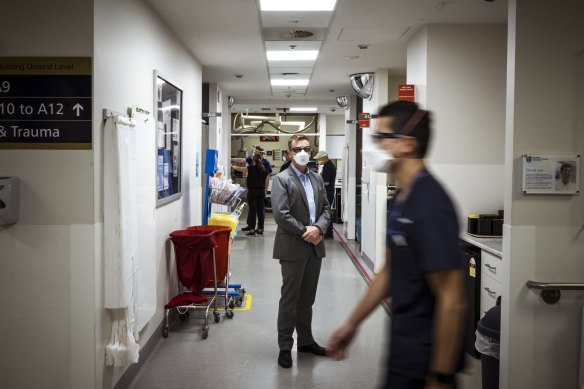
[480,250,503,318]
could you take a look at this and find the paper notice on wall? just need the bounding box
[157,122,165,146]
[163,161,169,190]
[522,154,580,194]
[162,99,172,150]
[157,152,164,192]
[172,118,179,142]
[173,144,179,177]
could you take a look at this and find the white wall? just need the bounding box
[361,69,389,271]
[326,114,345,135]
[0,1,94,388]
[501,1,584,387]
[343,97,358,240]
[326,114,346,160]
[93,1,203,387]
[407,24,507,225]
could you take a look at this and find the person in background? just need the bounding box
[314,150,336,238]
[232,152,269,236]
[271,134,331,369]
[555,163,577,191]
[231,146,272,233]
[327,101,467,389]
[280,150,292,172]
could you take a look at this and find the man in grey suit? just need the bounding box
[271,134,331,368]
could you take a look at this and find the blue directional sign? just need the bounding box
[0,57,92,149]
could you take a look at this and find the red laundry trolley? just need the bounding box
[163,225,233,339]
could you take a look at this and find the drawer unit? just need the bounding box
[481,250,502,284]
[480,272,502,317]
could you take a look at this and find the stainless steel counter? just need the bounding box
[460,233,503,257]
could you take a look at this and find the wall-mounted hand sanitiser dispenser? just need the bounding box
[0,177,20,225]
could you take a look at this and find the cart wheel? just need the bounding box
[235,298,243,307]
[202,326,209,339]
[179,313,187,321]
[229,300,235,309]
[162,327,169,338]
[226,310,234,319]
[213,311,220,323]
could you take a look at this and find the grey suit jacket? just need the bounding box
[271,166,331,261]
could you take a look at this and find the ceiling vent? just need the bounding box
[280,30,314,40]
[263,28,326,41]
[349,73,374,100]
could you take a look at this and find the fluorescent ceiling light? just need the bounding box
[260,0,337,11]
[290,107,317,112]
[267,50,318,61]
[271,79,310,86]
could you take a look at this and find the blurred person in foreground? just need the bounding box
[327,101,467,389]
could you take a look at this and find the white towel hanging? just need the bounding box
[103,113,140,367]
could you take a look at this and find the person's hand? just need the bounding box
[327,323,358,361]
[313,234,324,245]
[302,226,322,244]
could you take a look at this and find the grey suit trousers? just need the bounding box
[277,255,322,351]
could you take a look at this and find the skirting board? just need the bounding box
[113,320,164,389]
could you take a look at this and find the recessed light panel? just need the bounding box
[260,0,337,11]
[267,50,319,61]
[271,79,310,86]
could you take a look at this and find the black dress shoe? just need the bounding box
[297,342,327,356]
[256,229,263,236]
[278,350,292,368]
[241,226,253,232]
[245,230,257,236]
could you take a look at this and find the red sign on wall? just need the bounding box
[398,84,415,102]
[358,112,370,128]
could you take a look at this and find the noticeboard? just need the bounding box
[0,57,92,150]
[154,70,182,206]
[522,154,580,194]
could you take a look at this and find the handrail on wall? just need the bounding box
[526,280,584,304]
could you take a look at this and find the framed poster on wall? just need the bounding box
[521,154,580,194]
[154,70,182,206]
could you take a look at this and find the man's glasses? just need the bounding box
[291,146,312,153]
[370,132,406,140]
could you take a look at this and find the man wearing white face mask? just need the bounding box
[271,134,331,369]
[328,101,467,389]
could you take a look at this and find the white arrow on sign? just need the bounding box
[73,103,84,117]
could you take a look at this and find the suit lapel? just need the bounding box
[288,167,309,209]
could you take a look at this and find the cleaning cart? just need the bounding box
[163,227,224,339]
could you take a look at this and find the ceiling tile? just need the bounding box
[337,26,410,44]
[269,67,314,75]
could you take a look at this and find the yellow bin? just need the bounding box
[208,213,238,239]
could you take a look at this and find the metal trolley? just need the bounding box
[163,226,231,339]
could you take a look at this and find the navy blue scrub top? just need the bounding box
[386,169,463,379]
